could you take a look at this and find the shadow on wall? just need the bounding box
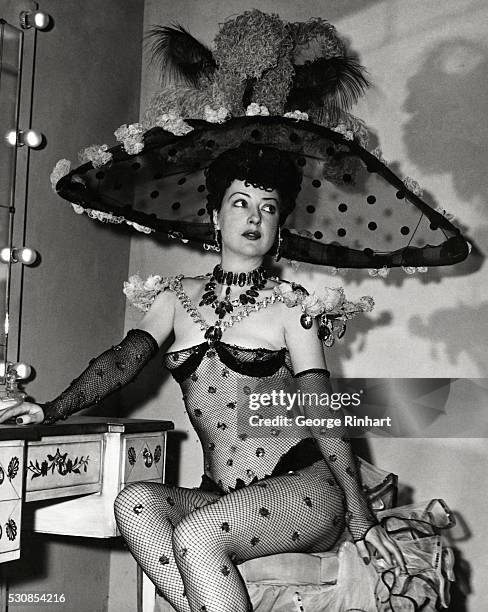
[403,39,488,207]
[327,309,392,377]
[409,301,488,376]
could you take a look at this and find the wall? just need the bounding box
[4,1,144,611]
[124,1,488,610]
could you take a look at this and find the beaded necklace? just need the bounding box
[200,264,268,319]
[171,275,283,345]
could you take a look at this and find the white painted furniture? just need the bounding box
[22,417,172,538]
[0,417,173,612]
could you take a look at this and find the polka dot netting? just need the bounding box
[113,341,377,612]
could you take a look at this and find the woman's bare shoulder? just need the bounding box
[179,274,210,296]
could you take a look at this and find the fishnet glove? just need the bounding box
[41,329,158,424]
[295,368,378,541]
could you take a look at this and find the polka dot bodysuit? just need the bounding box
[114,287,378,612]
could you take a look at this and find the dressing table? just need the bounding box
[0,417,173,612]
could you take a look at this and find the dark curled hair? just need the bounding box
[205,143,302,225]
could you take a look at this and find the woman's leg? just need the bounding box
[172,461,346,612]
[114,482,220,612]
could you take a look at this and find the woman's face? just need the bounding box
[214,179,280,261]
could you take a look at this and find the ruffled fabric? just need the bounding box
[240,499,455,612]
[123,274,173,311]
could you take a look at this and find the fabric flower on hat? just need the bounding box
[435,206,455,221]
[368,267,390,278]
[245,103,270,116]
[204,105,230,123]
[125,220,154,234]
[402,266,429,275]
[87,209,124,224]
[331,122,354,140]
[79,144,113,168]
[284,110,309,121]
[71,203,84,215]
[154,111,193,136]
[50,159,72,191]
[114,123,145,155]
[403,176,423,197]
[370,147,389,167]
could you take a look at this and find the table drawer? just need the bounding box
[0,498,22,555]
[0,442,24,502]
[25,434,103,501]
[122,434,165,484]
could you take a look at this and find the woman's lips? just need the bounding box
[242,231,261,240]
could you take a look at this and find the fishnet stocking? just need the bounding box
[114,462,346,612]
[114,482,220,612]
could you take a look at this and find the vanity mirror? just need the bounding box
[0,2,48,407]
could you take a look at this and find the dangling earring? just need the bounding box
[274,226,282,262]
[203,224,221,252]
[213,224,221,252]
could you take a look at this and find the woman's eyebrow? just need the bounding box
[228,192,278,202]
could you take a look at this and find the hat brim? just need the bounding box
[56,116,469,269]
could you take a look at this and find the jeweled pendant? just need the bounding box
[300,314,314,329]
[204,326,222,343]
[318,324,330,340]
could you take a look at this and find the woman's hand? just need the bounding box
[0,401,44,425]
[356,524,407,573]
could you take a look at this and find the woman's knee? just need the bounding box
[172,511,213,553]
[114,481,165,520]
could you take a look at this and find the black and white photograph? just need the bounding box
[0,1,486,611]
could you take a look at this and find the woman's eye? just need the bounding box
[262,203,277,214]
[233,199,247,207]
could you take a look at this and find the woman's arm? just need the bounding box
[0,287,176,425]
[283,304,405,569]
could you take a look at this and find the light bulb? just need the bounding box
[24,130,43,148]
[4,130,44,148]
[0,248,12,263]
[5,130,17,146]
[0,247,39,265]
[19,10,51,30]
[33,12,50,29]
[12,362,32,380]
[16,247,38,265]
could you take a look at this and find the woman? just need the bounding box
[0,143,405,612]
